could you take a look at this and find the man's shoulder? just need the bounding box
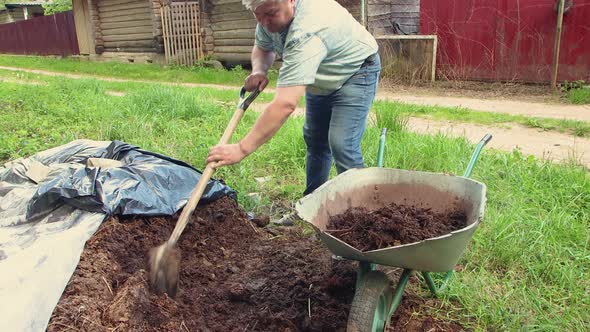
[288,0,348,41]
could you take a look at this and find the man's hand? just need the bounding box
[245,71,269,92]
[206,143,248,168]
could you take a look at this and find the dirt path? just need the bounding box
[251,104,590,169]
[379,92,590,122]
[408,118,590,168]
[2,65,589,121]
[0,65,234,91]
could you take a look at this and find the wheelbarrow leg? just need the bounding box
[387,269,413,318]
[422,270,454,297]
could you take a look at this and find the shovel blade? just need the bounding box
[148,244,181,297]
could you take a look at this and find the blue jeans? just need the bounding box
[303,53,381,195]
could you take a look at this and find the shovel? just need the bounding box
[148,87,260,297]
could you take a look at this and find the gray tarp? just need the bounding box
[0,140,235,331]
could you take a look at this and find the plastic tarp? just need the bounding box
[0,140,236,332]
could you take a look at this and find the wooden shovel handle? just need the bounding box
[167,87,259,245]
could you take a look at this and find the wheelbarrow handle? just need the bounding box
[463,134,493,178]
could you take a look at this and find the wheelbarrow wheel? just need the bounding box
[347,271,393,332]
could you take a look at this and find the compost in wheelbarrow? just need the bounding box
[326,202,468,252]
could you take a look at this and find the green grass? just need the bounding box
[2,66,590,331]
[567,87,590,105]
[0,54,279,87]
[2,55,588,137]
[373,100,590,137]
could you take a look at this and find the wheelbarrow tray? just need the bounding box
[295,167,487,272]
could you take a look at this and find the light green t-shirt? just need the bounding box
[255,0,378,95]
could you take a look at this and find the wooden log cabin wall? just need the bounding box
[89,0,163,54]
[200,0,255,64]
[200,0,362,65]
[81,0,420,65]
[368,0,420,36]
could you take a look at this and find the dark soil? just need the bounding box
[48,197,466,331]
[327,203,467,251]
[387,294,465,332]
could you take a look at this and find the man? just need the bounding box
[207,0,380,210]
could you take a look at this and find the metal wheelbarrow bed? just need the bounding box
[295,167,487,272]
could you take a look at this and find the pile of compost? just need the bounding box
[326,203,467,251]
[48,197,465,331]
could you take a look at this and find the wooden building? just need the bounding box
[0,1,46,25]
[72,0,165,60]
[71,0,430,79]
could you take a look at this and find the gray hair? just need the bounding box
[242,0,285,11]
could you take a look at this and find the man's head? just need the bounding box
[243,0,296,33]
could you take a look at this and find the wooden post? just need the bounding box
[360,0,368,29]
[431,35,438,82]
[161,6,169,64]
[551,0,565,89]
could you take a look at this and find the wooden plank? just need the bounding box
[369,12,420,19]
[100,0,141,5]
[174,4,183,65]
[103,33,154,42]
[371,17,419,25]
[173,4,186,65]
[214,38,255,46]
[196,4,204,58]
[100,20,152,30]
[100,13,152,23]
[99,8,151,20]
[375,35,436,40]
[170,4,179,64]
[182,3,191,65]
[551,0,565,88]
[431,36,437,82]
[211,19,257,31]
[211,0,243,5]
[165,5,175,64]
[102,26,153,36]
[73,0,93,54]
[213,52,252,63]
[181,4,189,65]
[212,26,256,33]
[187,3,195,65]
[368,4,419,14]
[186,3,194,65]
[190,3,199,62]
[209,11,253,23]
[213,30,256,39]
[210,3,247,15]
[104,40,154,48]
[161,6,170,64]
[371,26,420,36]
[214,45,254,53]
[104,47,157,52]
[99,2,148,14]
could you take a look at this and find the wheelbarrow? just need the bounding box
[295,130,491,331]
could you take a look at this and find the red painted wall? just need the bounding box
[421,0,590,83]
[0,11,79,56]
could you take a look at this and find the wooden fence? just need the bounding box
[160,2,203,66]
